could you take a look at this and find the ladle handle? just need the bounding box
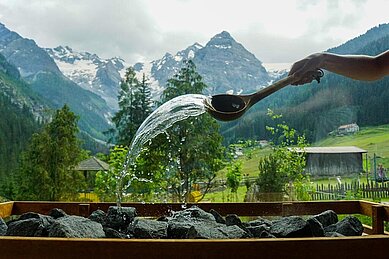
[249,75,298,106]
[249,69,324,107]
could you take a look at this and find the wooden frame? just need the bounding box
[1,200,389,259]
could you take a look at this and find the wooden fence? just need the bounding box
[312,180,389,200]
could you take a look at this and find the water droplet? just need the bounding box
[115,94,207,208]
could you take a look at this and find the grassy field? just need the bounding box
[204,185,248,203]
[218,124,389,178]
[209,124,389,202]
[315,124,389,168]
[217,146,273,179]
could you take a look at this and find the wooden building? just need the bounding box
[74,156,109,191]
[294,146,367,177]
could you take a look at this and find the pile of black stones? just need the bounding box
[0,206,364,239]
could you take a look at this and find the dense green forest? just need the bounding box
[220,26,389,145]
[0,54,107,199]
[0,85,41,198]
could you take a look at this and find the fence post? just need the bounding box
[372,205,385,234]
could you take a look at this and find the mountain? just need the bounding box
[45,46,128,110]
[328,23,389,54]
[47,31,273,105]
[194,31,271,94]
[0,22,112,140]
[134,31,272,97]
[220,23,389,145]
[0,54,41,194]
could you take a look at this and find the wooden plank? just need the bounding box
[12,202,286,217]
[363,224,374,235]
[1,235,389,259]
[276,200,360,215]
[359,200,374,216]
[11,201,89,216]
[10,201,363,218]
[0,201,13,218]
[9,201,367,218]
[372,205,385,234]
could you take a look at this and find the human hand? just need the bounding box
[289,53,324,85]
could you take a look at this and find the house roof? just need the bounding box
[291,146,367,154]
[338,123,358,129]
[74,157,109,171]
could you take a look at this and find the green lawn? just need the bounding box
[218,124,389,178]
[213,124,389,200]
[217,146,272,179]
[315,124,389,168]
[203,185,248,203]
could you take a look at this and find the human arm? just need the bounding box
[288,50,389,85]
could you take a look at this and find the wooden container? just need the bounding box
[1,200,389,259]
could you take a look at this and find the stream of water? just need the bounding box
[116,94,208,207]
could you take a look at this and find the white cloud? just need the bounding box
[0,0,388,63]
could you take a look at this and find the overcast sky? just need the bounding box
[0,0,388,64]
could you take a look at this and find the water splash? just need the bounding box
[116,94,208,207]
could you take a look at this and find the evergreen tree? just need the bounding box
[15,105,85,201]
[111,67,153,145]
[159,60,225,202]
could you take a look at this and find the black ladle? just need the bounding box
[204,69,324,121]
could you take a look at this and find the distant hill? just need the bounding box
[0,54,41,195]
[220,23,389,145]
[0,22,112,140]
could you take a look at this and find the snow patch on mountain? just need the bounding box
[133,61,164,101]
[263,63,291,81]
[46,46,130,110]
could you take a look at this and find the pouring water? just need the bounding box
[116,94,208,208]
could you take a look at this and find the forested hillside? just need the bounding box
[0,59,41,197]
[220,24,389,145]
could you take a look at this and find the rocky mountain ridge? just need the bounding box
[0,22,113,140]
[45,46,128,110]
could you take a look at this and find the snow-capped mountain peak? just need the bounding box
[46,31,277,110]
[46,46,129,110]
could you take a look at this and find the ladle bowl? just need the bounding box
[205,70,323,121]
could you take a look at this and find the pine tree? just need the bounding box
[159,60,225,202]
[111,67,153,146]
[15,105,85,201]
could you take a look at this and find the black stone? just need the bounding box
[331,216,363,236]
[129,218,168,239]
[167,206,218,238]
[0,217,8,236]
[225,214,242,226]
[7,218,51,237]
[49,215,105,238]
[48,208,67,219]
[260,230,276,238]
[247,217,272,227]
[89,209,107,225]
[311,210,338,228]
[171,206,215,222]
[209,209,226,224]
[167,221,196,239]
[307,217,325,237]
[104,227,129,239]
[325,232,345,237]
[106,206,137,230]
[246,224,270,238]
[270,216,313,238]
[187,224,249,239]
